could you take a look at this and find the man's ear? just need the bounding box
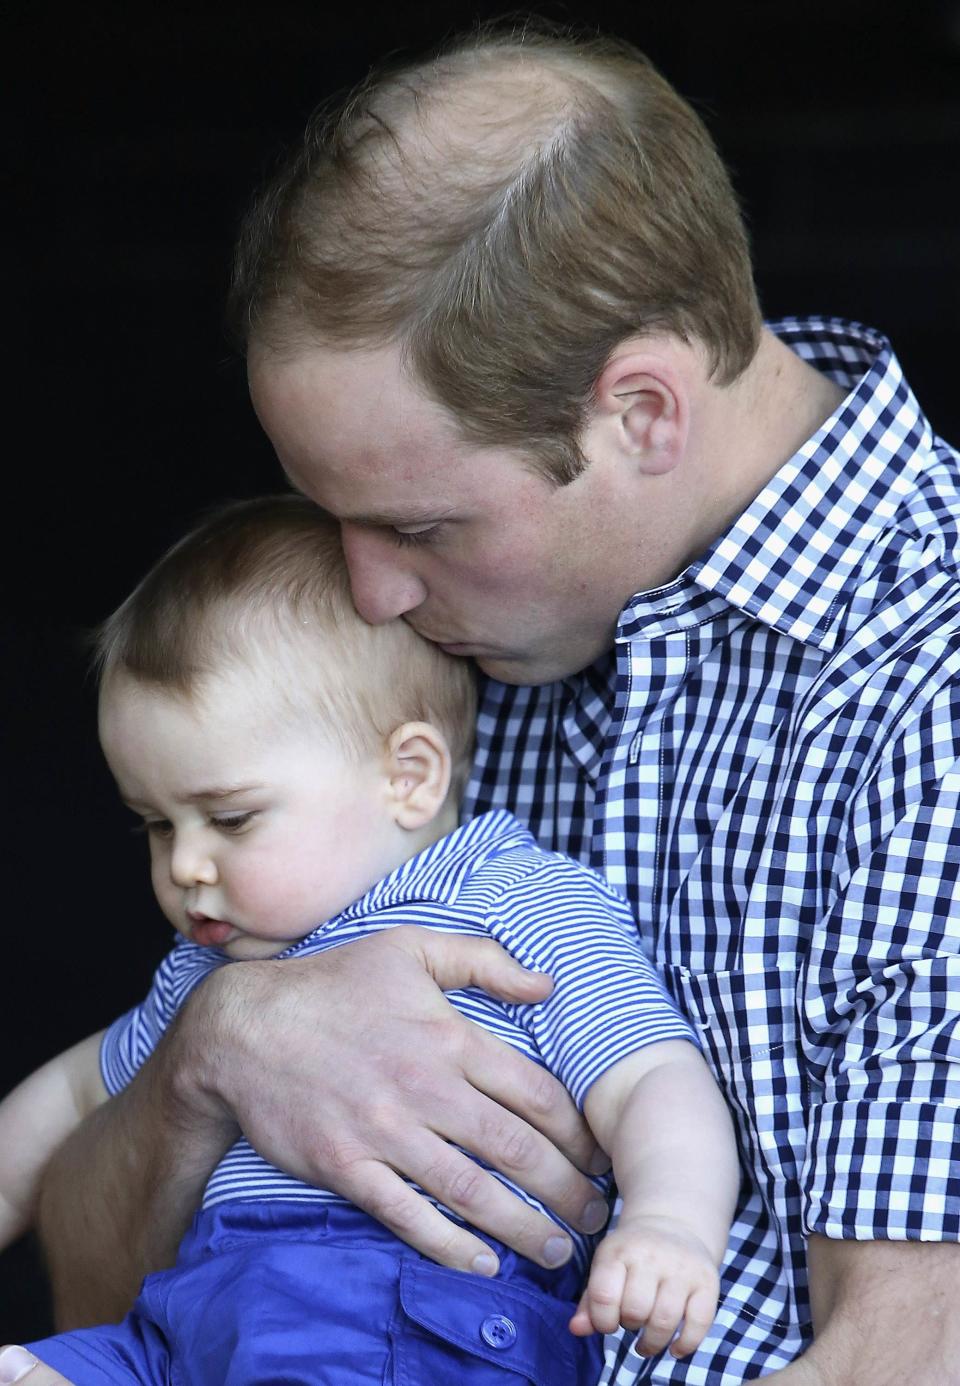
[585,346,690,476]
[385,721,452,830]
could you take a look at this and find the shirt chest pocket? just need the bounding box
[663,962,811,1190]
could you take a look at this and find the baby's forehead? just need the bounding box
[97,648,372,759]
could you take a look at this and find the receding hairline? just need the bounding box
[248,40,679,355]
[364,48,632,168]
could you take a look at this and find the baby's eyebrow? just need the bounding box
[118,785,266,812]
[184,784,264,803]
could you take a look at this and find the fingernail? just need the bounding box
[588,1150,612,1175]
[581,1198,609,1233]
[543,1234,572,1267]
[471,1252,499,1277]
[0,1346,39,1383]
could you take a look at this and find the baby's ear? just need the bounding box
[385,721,452,830]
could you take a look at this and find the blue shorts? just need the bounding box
[29,1201,603,1384]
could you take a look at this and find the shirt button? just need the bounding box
[480,1314,518,1349]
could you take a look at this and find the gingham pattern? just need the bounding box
[465,319,960,1382]
[101,809,693,1273]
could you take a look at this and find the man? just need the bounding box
[6,23,960,1386]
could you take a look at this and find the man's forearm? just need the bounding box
[36,1018,236,1330]
[766,1235,960,1385]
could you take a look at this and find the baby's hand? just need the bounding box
[568,1214,720,1358]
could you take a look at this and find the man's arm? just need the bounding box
[37,1011,238,1328]
[38,927,606,1328]
[767,1235,960,1384]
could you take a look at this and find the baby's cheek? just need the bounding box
[235,862,324,933]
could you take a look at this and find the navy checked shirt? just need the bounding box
[464,319,960,1383]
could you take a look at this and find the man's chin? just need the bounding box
[475,650,581,687]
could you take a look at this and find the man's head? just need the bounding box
[234,24,765,683]
[96,495,476,958]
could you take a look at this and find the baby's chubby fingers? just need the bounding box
[569,1251,635,1336]
[629,1278,688,1356]
[669,1283,720,1358]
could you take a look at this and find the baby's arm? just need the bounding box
[570,1039,739,1359]
[0,1032,108,1251]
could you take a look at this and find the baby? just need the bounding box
[0,496,739,1384]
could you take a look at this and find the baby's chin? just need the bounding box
[176,923,296,961]
[218,932,298,961]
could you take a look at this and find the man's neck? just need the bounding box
[683,328,848,562]
[741,328,848,478]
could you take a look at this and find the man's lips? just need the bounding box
[187,912,235,947]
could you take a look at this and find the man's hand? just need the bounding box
[569,1214,719,1358]
[186,927,607,1276]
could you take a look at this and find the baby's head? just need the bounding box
[95,495,477,959]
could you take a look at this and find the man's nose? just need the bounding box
[340,523,428,624]
[170,834,218,888]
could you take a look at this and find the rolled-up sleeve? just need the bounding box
[802,724,960,1241]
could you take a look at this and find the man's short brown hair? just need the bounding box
[95,495,476,790]
[230,22,762,484]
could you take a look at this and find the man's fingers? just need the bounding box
[0,1348,76,1386]
[344,1142,576,1271]
[434,1076,608,1238]
[337,1162,504,1274]
[390,927,554,1003]
[457,1021,607,1180]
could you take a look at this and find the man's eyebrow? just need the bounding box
[283,482,452,529]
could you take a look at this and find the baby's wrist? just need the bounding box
[613,1208,714,1255]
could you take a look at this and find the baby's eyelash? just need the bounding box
[212,812,256,833]
[135,820,173,839]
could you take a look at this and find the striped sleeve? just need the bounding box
[487,856,697,1108]
[99,941,226,1096]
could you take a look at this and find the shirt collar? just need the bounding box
[619,318,933,651]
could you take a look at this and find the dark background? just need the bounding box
[4,0,960,1342]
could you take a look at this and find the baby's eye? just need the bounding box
[211,812,257,834]
[141,819,174,840]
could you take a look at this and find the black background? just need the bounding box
[4,0,960,1341]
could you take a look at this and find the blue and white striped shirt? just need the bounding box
[101,808,694,1272]
[465,318,960,1383]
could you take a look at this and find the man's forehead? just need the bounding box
[251,342,447,426]
[251,344,464,476]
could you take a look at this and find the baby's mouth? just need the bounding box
[187,912,236,948]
